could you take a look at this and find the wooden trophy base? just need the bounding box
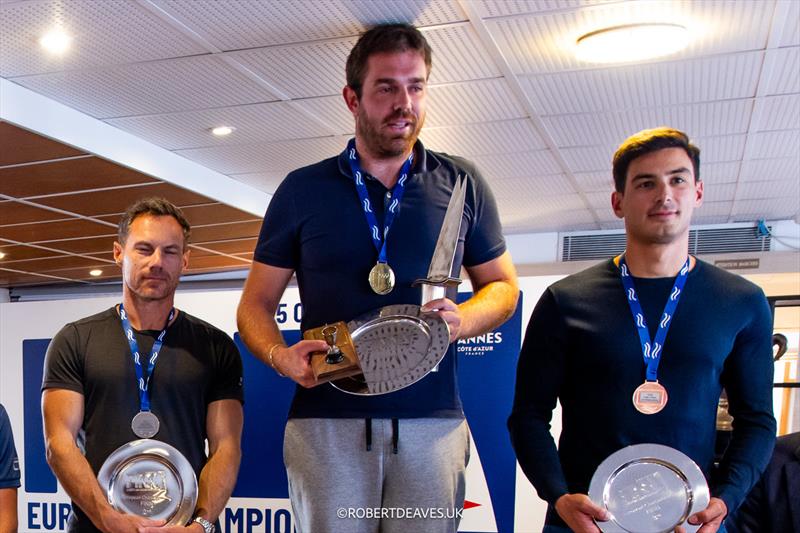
[303,321,362,383]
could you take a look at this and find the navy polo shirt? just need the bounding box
[0,404,20,489]
[254,140,505,418]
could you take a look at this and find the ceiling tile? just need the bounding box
[0,218,113,243]
[105,101,333,151]
[425,79,528,127]
[573,171,614,192]
[732,197,800,219]
[779,0,800,47]
[41,236,116,255]
[543,100,754,147]
[228,172,286,194]
[471,0,613,18]
[0,201,69,225]
[702,182,738,203]
[175,137,346,175]
[702,161,741,184]
[152,0,464,51]
[486,0,774,75]
[419,119,547,157]
[740,158,800,182]
[471,150,562,179]
[12,55,279,119]
[0,157,157,198]
[745,130,800,159]
[521,50,762,115]
[736,178,799,200]
[190,221,263,243]
[0,0,207,77]
[761,47,800,95]
[491,174,577,199]
[32,182,213,217]
[0,243,61,261]
[0,121,86,165]
[752,94,800,131]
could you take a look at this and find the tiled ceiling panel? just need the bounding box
[543,100,754,147]
[228,172,288,195]
[740,158,800,182]
[487,0,774,75]
[0,157,157,197]
[0,123,258,289]
[471,0,614,19]
[761,47,800,96]
[419,119,547,157]
[12,55,280,119]
[490,174,577,199]
[425,78,528,127]
[175,137,347,175]
[106,101,333,151]
[0,121,85,165]
[152,0,464,51]
[0,0,207,77]
[745,130,800,159]
[753,94,800,131]
[521,51,762,115]
[471,150,563,179]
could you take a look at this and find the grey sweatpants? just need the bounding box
[284,417,470,533]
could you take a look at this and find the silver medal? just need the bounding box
[368,262,395,295]
[131,411,160,438]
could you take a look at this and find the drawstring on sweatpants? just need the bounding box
[364,418,399,454]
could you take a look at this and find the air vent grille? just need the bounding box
[562,226,771,261]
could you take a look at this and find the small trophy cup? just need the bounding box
[304,321,362,383]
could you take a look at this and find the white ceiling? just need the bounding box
[1,0,798,234]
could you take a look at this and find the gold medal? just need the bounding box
[632,380,668,414]
[368,262,395,295]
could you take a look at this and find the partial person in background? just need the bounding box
[238,23,518,533]
[0,403,20,533]
[42,198,244,533]
[727,431,800,533]
[508,127,776,533]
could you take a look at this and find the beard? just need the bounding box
[356,107,424,159]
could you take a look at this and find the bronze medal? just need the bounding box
[632,380,668,414]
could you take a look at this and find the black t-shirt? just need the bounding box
[254,140,506,418]
[42,307,243,532]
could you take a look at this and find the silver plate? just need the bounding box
[588,443,710,533]
[97,439,197,525]
[331,304,450,395]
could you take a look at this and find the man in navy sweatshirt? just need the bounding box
[508,127,776,533]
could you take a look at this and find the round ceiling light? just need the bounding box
[575,23,690,64]
[39,29,72,55]
[89,269,103,277]
[211,126,235,136]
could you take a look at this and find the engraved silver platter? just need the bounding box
[331,304,450,395]
[588,443,710,533]
[97,439,197,525]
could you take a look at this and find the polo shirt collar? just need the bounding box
[337,139,440,180]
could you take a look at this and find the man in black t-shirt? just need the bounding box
[42,198,244,533]
[0,403,20,533]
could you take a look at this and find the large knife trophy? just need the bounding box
[304,176,467,395]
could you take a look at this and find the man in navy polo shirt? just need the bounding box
[238,23,518,533]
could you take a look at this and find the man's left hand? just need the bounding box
[421,298,462,342]
[675,497,727,533]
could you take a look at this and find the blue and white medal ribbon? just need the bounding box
[119,303,174,438]
[346,138,414,294]
[619,255,690,414]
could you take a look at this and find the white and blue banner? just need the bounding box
[0,278,562,532]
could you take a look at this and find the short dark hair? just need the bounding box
[612,127,700,192]
[346,23,432,98]
[117,197,191,247]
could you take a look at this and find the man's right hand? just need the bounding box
[554,493,609,533]
[272,340,329,388]
[99,510,164,533]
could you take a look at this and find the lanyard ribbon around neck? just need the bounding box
[618,256,690,382]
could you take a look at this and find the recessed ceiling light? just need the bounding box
[89,269,103,277]
[575,23,690,64]
[211,126,235,136]
[39,28,72,55]
[0,252,5,260]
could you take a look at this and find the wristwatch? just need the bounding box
[193,516,215,533]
